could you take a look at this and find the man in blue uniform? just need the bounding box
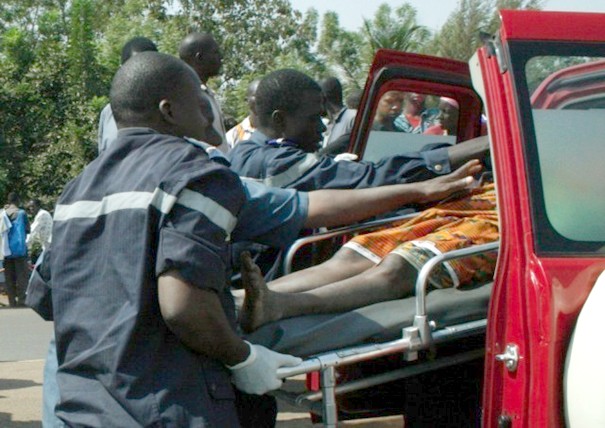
[228,68,489,192]
[29,52,305,427]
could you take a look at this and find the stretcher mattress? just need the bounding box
[245,282,492,358]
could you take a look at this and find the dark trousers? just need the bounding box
[4,257,29,306]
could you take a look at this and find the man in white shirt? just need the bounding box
[26,199,52,254]
[226,78,261,148]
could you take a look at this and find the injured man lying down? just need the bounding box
[238,181,498,334]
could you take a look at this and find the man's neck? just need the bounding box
[256,125,279,140]
[328,103,343,120]
[404,105,421,116]
[249,113,258,129]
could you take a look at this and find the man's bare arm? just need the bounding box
[304,159,481,228]
[447,135,490,170]
[158,271,249,366]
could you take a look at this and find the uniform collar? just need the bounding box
[266,138,299,148]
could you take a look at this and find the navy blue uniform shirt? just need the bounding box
[228,130,451,191]
[42,128,245,427]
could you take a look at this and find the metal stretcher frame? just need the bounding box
[282,212,419,275]
[273,219,500,427]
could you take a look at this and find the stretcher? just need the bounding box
[245,216,498,427]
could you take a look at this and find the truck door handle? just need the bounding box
[495,344,519,372]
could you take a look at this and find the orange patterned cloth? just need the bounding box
[344,184,498,289]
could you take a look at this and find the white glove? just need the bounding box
[228,341,302,395]
[334,152,358,162]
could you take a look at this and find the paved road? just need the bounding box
[0,297,318,427]
[0,301,51,426]
[0,296,400,427]
[0,306,53,362]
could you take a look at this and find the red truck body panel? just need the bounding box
[344,9,605,427]
[479,10,605,427]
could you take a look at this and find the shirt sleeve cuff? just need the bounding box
[421,147,451,175]
[156,227,226,292]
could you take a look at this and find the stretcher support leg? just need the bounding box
[321,366,338,427]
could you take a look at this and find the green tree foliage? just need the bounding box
[0,0,547,207]
[431,0,543,61]
[0,0,311,204]
[361,4,430,57]
[317,3,429,92]
[318,11,365,88]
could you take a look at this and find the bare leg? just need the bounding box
[268,247,375,293]
[239,252,284,333]
[232,247,373,310]
[240,253,417,333]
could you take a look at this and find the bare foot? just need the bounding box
[239,252,282,333]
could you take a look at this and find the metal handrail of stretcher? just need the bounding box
[282,212,419,275]
[274,238,501,427]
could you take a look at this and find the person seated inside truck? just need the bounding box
[424,97,460,136]
[228,68,490,192]
[238,178,498,333]
[371,90,406,132]
[395,92,439,134]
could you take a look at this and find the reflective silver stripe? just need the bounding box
[54,190,178,221]
[239,176,263,183]
[176,188,237,236]
[151,188,179,214]
[54,188,235,237]
[263,153,320,188]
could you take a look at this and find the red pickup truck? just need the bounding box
[273,9,605,427]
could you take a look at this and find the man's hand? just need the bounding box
[418,159,482,204]
[229,341,302,395]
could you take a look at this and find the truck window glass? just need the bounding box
[524,54,605,249]
[363,90,458,162]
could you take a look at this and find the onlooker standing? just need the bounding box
[320,76,357,149]
[26,198,53,261]
[179,32,230,153]
[226,78,261,148]
[97,37,158,154]
[3,192,29,307]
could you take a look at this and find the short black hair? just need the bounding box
[7,192,20,205]
[320,76,343,106]
[345,89,362,109]
[110,52,198,126]
[255,69,321,127]
[120,37,158,65]
[178,32,215,63]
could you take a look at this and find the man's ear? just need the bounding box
[159,99,177,124]
[271,110,287,133]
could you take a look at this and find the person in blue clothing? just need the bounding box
[2,192,30,307]
[28,51,305,427]
[228,68,489,192]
